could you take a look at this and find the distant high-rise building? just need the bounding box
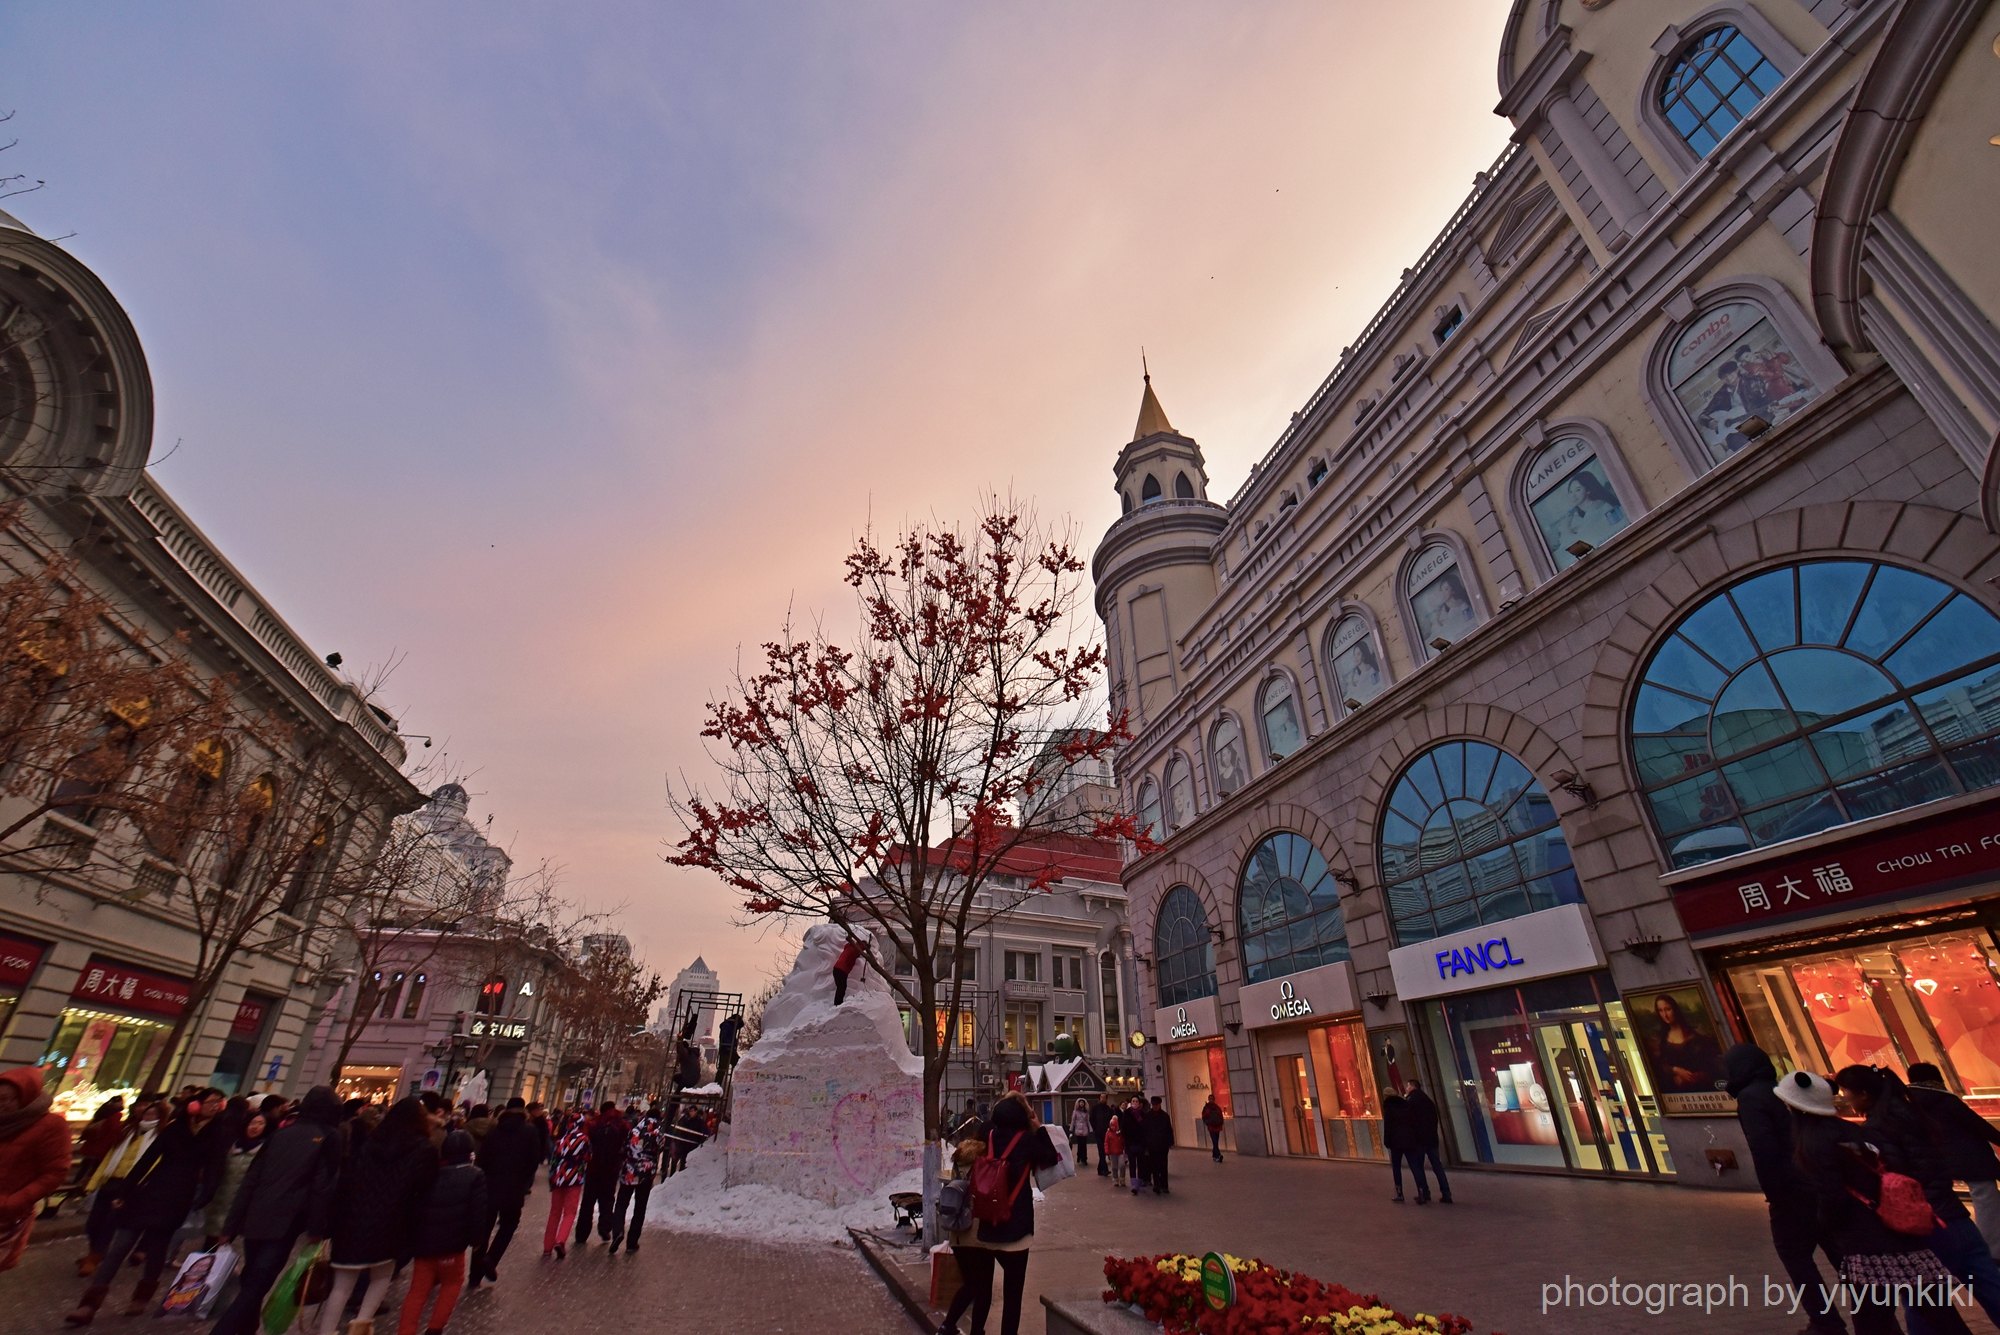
[581,933,631,960]
[667,956,720,1039]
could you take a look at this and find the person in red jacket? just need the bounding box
[832,938,864,1006]
[0,1065,74,1270]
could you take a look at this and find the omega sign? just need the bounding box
[1269,979,1314,1022]
[1168,1006,1200,1041]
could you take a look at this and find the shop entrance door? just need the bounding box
[1272,1052,1321,1157]
[1531,1015,1660,1175]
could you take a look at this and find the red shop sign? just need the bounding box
[0,931,48,991]
[230,996,271,1037]
[1671,797,2000,937]
[69,956,193,1019]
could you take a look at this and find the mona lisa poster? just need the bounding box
[1627,983,1733,1116]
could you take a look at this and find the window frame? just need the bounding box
[1153,884,1217,1008]
[1636,6,1805,183]
[1397,532,1490,662]
[1137,776,1164,843]
[1162,752,1197,833]
[1257,671,1307,764]
[1141,474,1162,504]
[1235,830,1351,986]
[1208,713,1253,800]
[1324,604,1393,718]
[1509,418,1648,581]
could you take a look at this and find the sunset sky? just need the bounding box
[7,2,1513,996]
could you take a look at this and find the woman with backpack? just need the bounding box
[397,1131,488,1335]
[935,1093,1059,1335]
[1780,1070,1969,1335]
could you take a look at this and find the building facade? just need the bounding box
[1095,0,2000,1183]
[0,208,421,1116]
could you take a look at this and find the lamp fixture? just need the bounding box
[1549,768,1599,809]
[1738,414,1773,439]
[1429,636,1452,651]
[1342,696,1364,711]
[1332,870,1361,895]
[1224,1020,1242,1035]
[1364,991,1392,1011]
[1622,934,1665,964]
[1565,539,1594,558]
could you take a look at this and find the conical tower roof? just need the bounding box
[1132,373,1174,441]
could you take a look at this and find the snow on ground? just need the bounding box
[648,1132,924,1245]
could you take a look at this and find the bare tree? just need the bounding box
[546,945,663,1096]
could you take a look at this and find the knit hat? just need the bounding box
[1774,1069,1838,1117]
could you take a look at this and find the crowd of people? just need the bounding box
[0,1068,723,1335]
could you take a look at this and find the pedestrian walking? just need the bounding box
[206,1085,344,1335]
[470,1098,538,1288]
[319,1096,439,1335]
[73,1099,127,1195]
[541,1112,590,1259]
[1088,1095,1114,1179]
[66,1088,229,1324]
[1905,1061,2000,1257]
[610,1103,666,1253]
[1402,1081,1452,1204]
[1067,1098,1094,1169]
[1118,1098,1147,1195]
[77,1099,164,1275]
[1200,1096,1225,1163]
[0,1063,73,1272]
[397,1131,487,1335]
[1780,1070,1970,1335]
[1382,1089,1418,1203]
[1834,1064,2000,1327]
[1142,1096,1175,1196]
[575,1102,627,1246]
[1101,1113,1127,1187]
[1721,1045,1843,1334]
[935,1094,1059,1335]
[202,1110,268,1246]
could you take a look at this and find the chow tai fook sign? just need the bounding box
[0,931,49,992]
[1238,960,1359,1031]
[1667,794,2000,939]
[69,956,192,1019]
[468,1016,531,1043]
[1152,994,1220,1047]
[1386,903,1607,1002]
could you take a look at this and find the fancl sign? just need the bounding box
[1387,903,1606,1002]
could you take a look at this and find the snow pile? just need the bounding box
[649,1133,923,1244]
[724,924,924,1206]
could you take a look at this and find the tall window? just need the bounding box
[1137,778,1163,842]
[1524,437,1630,570]
[1379,741,1579,946]
[378,971,406,1019]
[1174,472,1196,499]
[1660,26,1782,158]
[1164,755,1197,832]
[1326,615,1389,710]
[1407,543,1480,655]
[1154,885,1216,1007]
[1141,474,1162,504]
[1100,952,1123,1053]
[1053,950,1086,991]
[1237,832,1350,984]
[401,972,428,1019]
[1004,950,1040,983]
[1631,561,2000,870]
[1260,677,1305,761]
[1210,716,1250,798]
[1665,300,1824,465]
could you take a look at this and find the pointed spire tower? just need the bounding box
[1113,360,1211,513]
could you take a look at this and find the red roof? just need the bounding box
[887,831,1125,887]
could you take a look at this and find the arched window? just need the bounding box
[1237,832,1349,984]
[1174,471,1195,499]
[1141,474,1162,504]
[1379,741,1579,946]
[1259,676,1305,761]
[378,970,407,1018]
[218,773,278,888]
[1137,778,1163,842]
[1163,754,1197,832]
[1631,560,2000,870]
[1210,716,1250,797]
[1326,614,1389,712]
[1406,542,1481,656]
[1121,492,1133,515]
[1664,298,1825,467]
[401,971,428,1020]
[1154,885,1216,1007]
[1659,26,1782,158]
[1524,436,1631,570]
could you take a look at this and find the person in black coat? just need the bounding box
[318,1097,438,1335]
[1401,1081,1451,1205]
[938,1094,1059,1335]
[208,1085,346,1335]
[1116,1098,1147,1194]
[398,1131,488,1335]
[1140,1096,1175,1196]
[470,1100,538,1287]
[1907,1061,2000,1254]
[1722,1045,1843,1335]
[66,1089,230,1324]
[574,1104,627,1247]
[1381,1091,1418,1203]
[1087,1095,1115,1178]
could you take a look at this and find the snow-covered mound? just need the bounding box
[649,1133,921,1243]
[724,923,923,1206]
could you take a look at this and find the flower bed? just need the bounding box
[1103,1253,1489,1335]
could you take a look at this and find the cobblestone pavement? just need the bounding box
[4,1190,917,1335]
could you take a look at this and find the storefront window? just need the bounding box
[1725,926,2000,1118]
[1422,970,1673,1177]
[1380,741,1579,946]
[1632,560,2000,870]
[41,1010,175,1121]
[1163,1040,1234,1153]
[1154,886,1217,1007]
[1264,1019,1384,1161]
[1237,832,1350,984]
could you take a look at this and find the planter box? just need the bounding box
[1042,1295,1160,1335]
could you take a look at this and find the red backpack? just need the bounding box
[970,1132,1028,1225]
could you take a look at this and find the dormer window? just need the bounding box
[1433,307,1464,346]
[1278,493,1298,514]
[1174,471,1195,500]
[1307,460,1328,489]
[1141,474,1162,504]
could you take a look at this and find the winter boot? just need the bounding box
[123,1277,158,1317]
[62,1286,108,1326]
[345,1319,375,1335]
[75,1252,101,1278]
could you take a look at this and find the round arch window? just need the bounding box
[1524,436,1629,570]
[1379,740,1579,946]
[1631,560,2000,869]
[1210,716,1250,797]
[1154,885,1216,1007]
[1326,614,1388,708]
[1163,755,1196,832]
[1137,778,1163,843]
[1237,832,1349,984]
[1665,301,1823,465]
[1260,677,1305,761]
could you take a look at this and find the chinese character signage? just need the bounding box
[1669,796,2000,937]
[67,956,193,1018]
[468,1017,530,1042]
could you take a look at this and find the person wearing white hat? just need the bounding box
[1781,1070,1969,1335]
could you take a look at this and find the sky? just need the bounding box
[5,1,1513,997]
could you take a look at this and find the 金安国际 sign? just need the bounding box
[1387,903,1606,1002]
[1666,794,2000,937]
[468,1017,530,1042]
[1239,960,1359,1031]
[1152,995,1220,1047]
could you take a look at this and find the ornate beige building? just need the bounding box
[1094,0,2000,1186]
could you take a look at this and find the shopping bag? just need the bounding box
[928,1245,962,1309]
[1035,1126,1076,1189]
[159,1244,238,1318]
[261,1241,324,1335]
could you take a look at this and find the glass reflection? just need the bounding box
[1238,832,1350,984]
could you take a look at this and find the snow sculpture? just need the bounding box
[726,923,924,1206]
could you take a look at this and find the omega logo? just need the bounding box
[1167,1005,1200,1041]
[1269,978,1314,1021]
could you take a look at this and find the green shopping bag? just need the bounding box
[260,1242,325,1335]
